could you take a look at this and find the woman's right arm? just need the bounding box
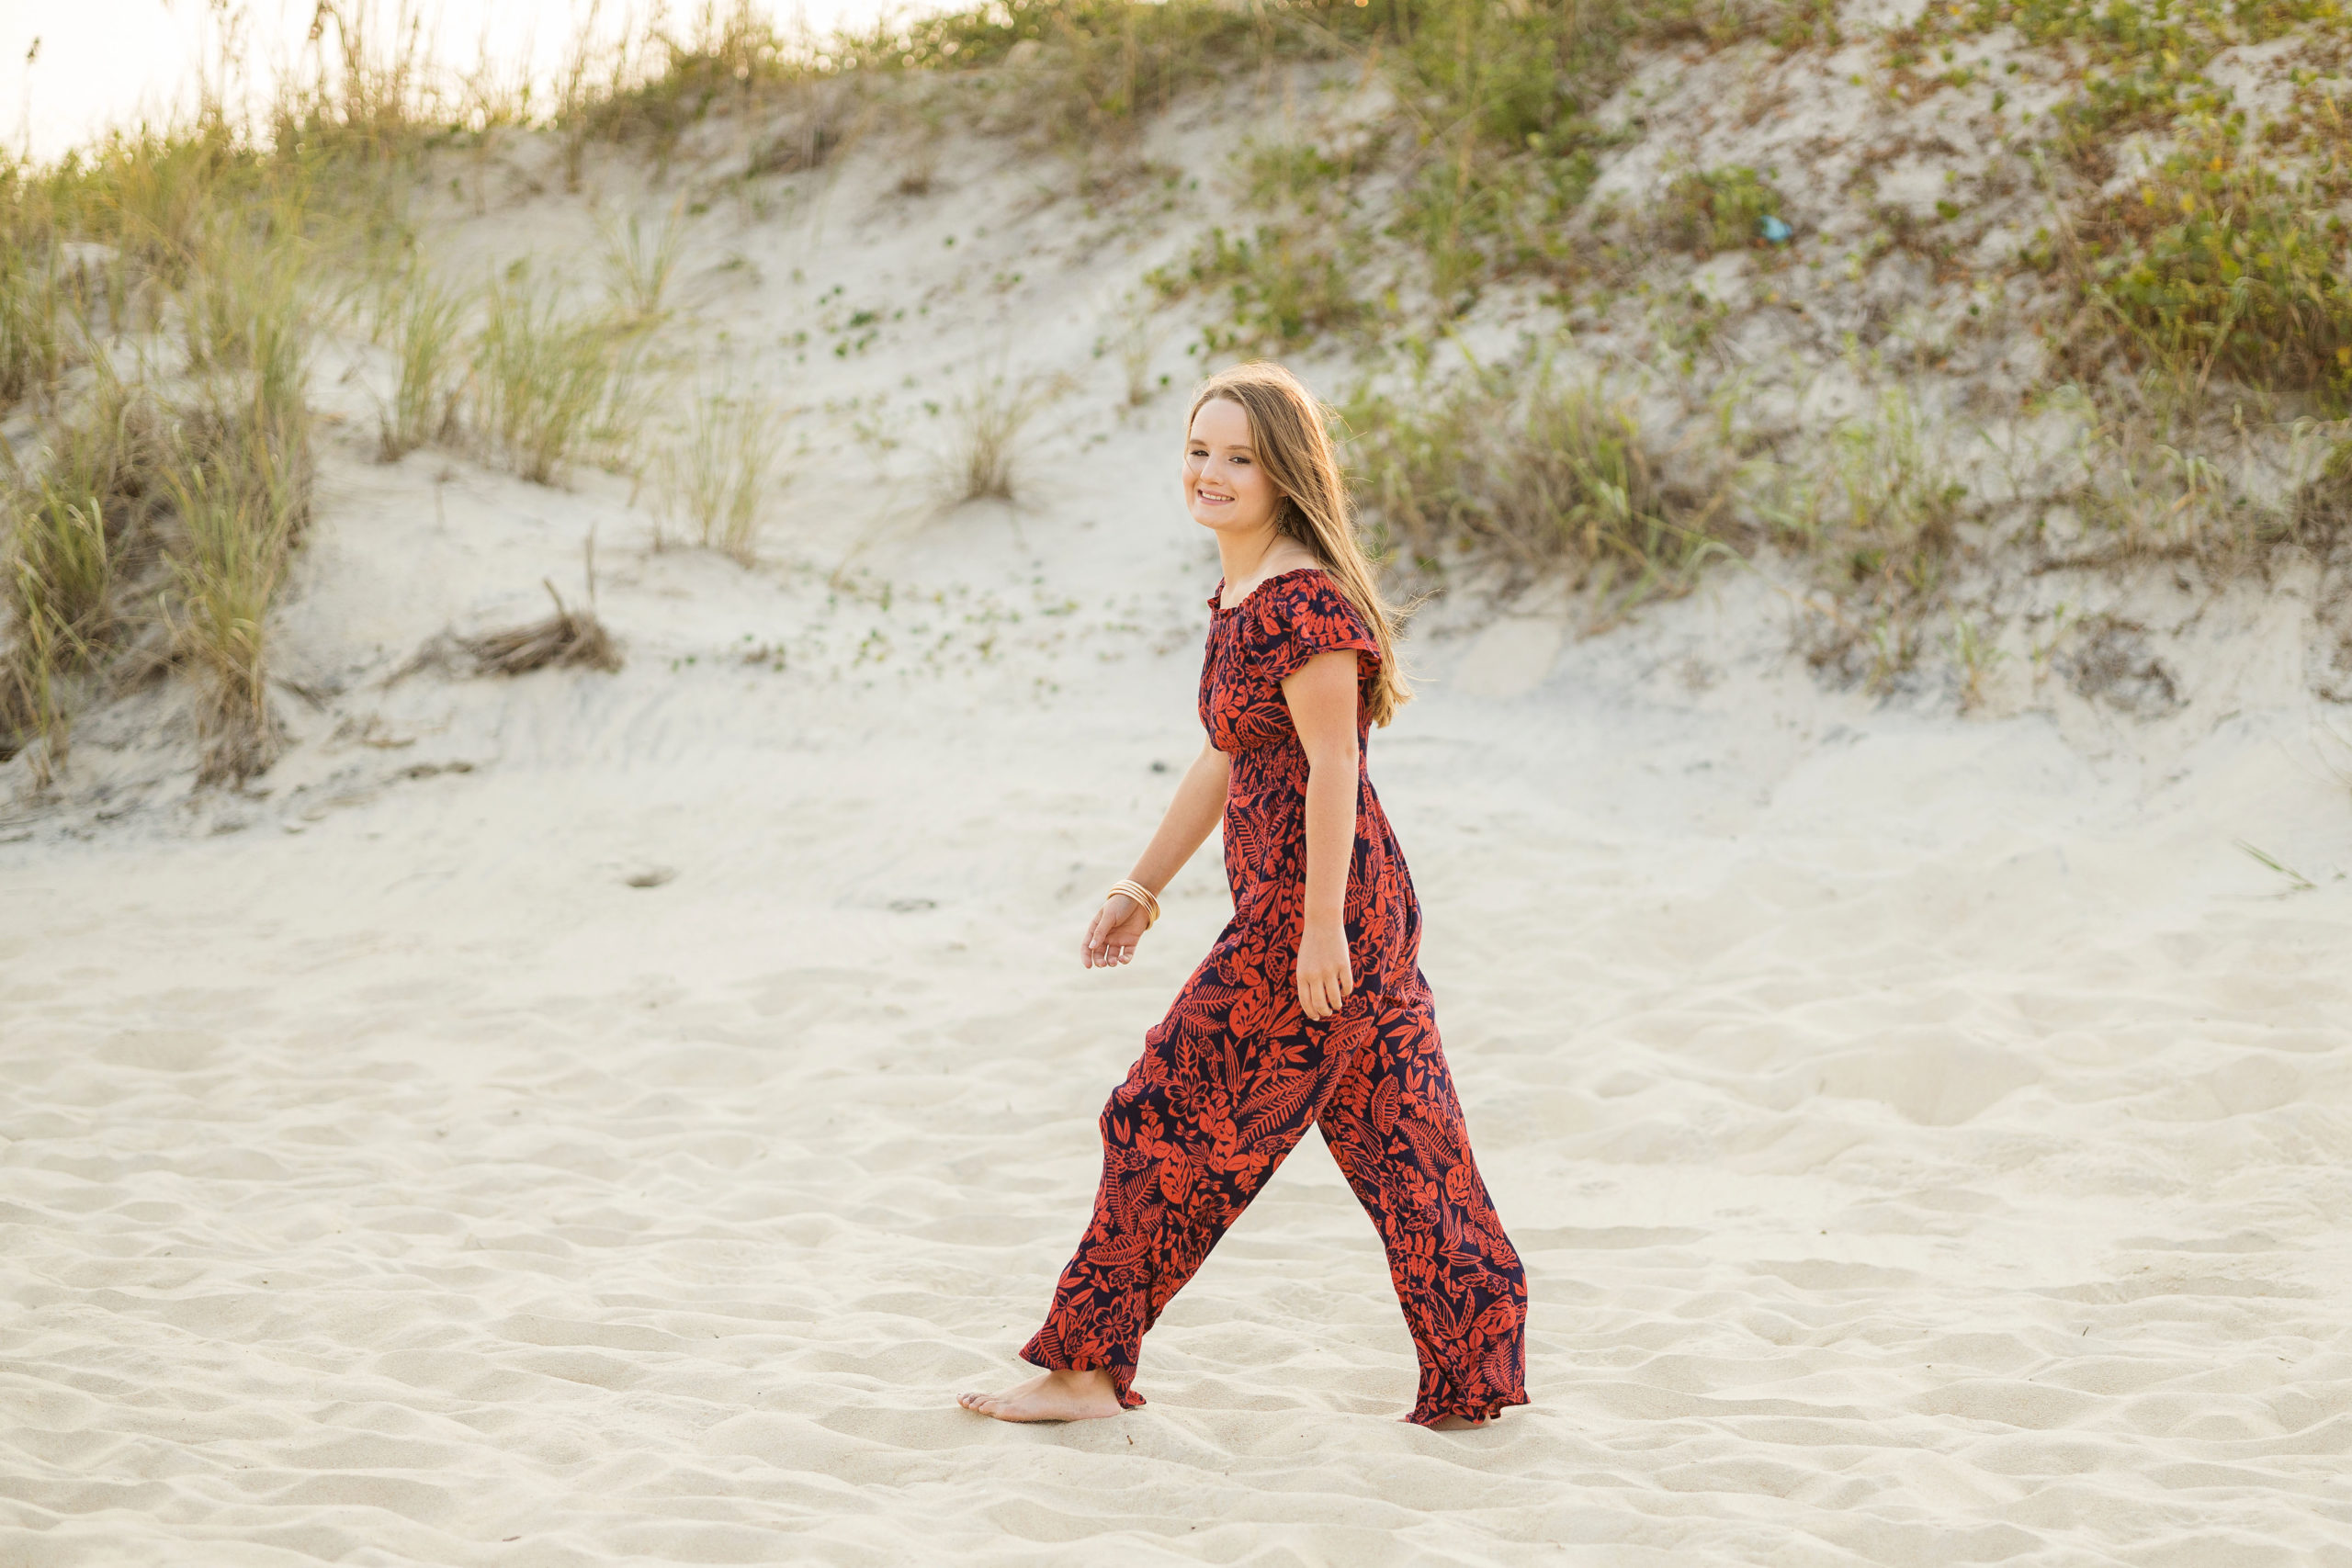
[1081,738,1230,968]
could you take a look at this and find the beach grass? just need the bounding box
[0,45,364,784]
[1345,358,1736,604]
[945,371,1062,503]
[599,207,689,329]
[377,268,467,461]
[0,205,70,408]
[469,266,631,485]
[0,368,174,773]
[162,388,314,784]
[661,385,784,565]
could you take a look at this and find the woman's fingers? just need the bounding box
[1084,900,1154,969]
[1298,970,1340,1020]
[1294,960,1358,1020]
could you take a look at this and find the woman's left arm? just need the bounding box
[1282,649,1363,1022]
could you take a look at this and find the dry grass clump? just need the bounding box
[659,386,785,565]
[944,371,1064,503]
[452,581,621,676]
[391,541,622,682]
[1345,360,1735,605]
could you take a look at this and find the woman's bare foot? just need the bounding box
[958,1369,1124,1423]
[1419,1412,1503,1431]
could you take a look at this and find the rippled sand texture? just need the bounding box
[6,543,2352,1566]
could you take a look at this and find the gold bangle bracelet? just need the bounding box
[1110,881,1159,926]
[1108,879,1161,928]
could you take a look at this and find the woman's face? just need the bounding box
[1182,398,1281,536]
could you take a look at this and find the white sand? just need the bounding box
[7,67,2352,1567]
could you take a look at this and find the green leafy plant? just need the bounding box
[1657,164,1785,257]
[1149,225,1373,355]
[2075,114,2352,409]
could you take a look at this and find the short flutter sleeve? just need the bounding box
[1250,571,1381,684]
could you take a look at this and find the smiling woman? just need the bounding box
[957,362,1530,1431]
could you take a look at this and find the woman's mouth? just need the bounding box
[1194,489,1233,506]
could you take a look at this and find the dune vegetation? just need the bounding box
[3,0,2348,786]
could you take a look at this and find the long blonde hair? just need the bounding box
[1188,362,1411,727]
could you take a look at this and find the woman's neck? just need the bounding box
[1216,526,1318,605]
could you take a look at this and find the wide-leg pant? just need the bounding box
[1020,970,1529,1425]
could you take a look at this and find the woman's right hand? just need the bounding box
[1081,895,1151,968]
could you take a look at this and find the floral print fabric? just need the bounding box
[1019,569,1529,1426]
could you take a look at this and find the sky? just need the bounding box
[0,0,932,164]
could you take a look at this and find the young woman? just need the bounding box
[958,362,1528,1430]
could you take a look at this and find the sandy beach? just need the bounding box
[9,476,2352,1560]
[7,10,2352,1562]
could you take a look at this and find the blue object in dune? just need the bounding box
[1759,214,1793,244]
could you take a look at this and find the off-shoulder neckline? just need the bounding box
[1210,565,1328,615]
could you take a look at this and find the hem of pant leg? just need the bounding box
[1405,1390,1528,1427]
[1017,1340,1147,1409]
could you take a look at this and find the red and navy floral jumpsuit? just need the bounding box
[1021,567,1529,1426]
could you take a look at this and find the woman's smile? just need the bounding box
[1182,397,1279,531]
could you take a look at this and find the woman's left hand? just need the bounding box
[1295,919,1354,1021]
[1082,895,1151,968]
